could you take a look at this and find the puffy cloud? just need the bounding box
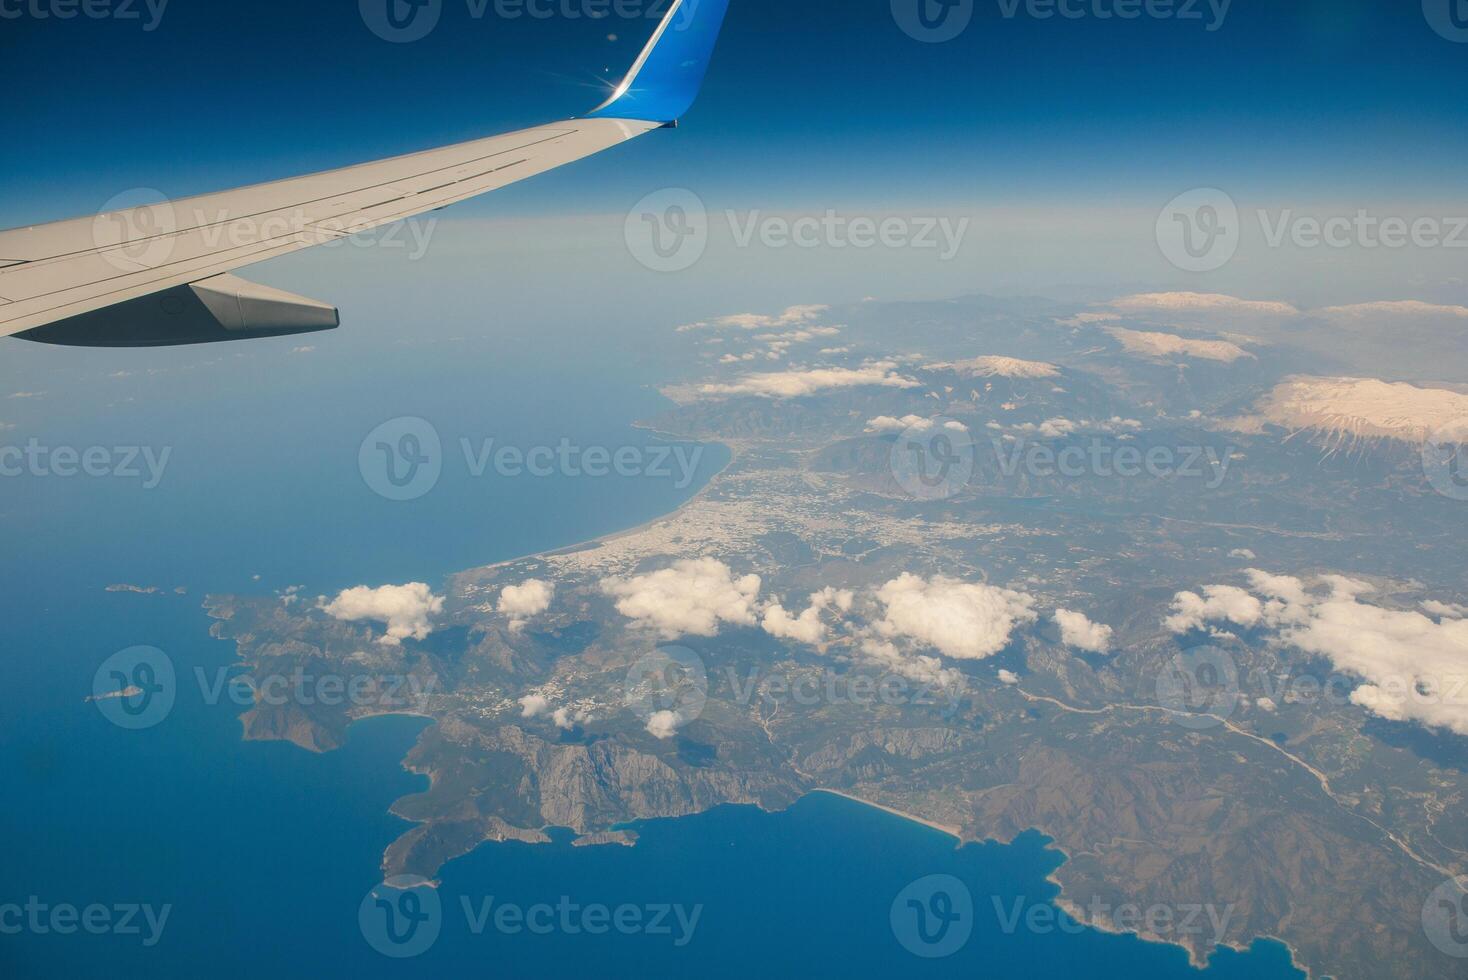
[925,355,1060,379]
[755,327,842,343]
[1245,568,1312,611]
[873,574,1038,661]
[602,558,761,639]
[762,605,825,645]
[997,669,1020,685]
[866,414,929,434]
[1423,600,1468,620]
[321,583,444,645]
[1170,571,1468,735]
[859,637,962,689]
[1054,609,1114,653]
[1108,292,1300,317]
[1038,418,1076,439]
[762,588,854,646]
[1164,585,1263,634]
[1107,327,1253,364]
[1006,417,1142,440]
[645,710,685,739]
[552,707,589,730]
[519,694,551,718]
[691,363,921,400]
[865,415,964,434]
[498,579,555,632]
[520,696,588,729]
[678,305,830,332]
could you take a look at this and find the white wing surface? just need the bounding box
[0,0,730,347]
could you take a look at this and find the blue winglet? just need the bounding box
[585,0,731,124]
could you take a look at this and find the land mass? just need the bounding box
[206,294,1468,980]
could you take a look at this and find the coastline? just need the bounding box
[206,414,1312,978]
[462,430,741,577]
[810,788,963,840]
[1041,849,1307,977]
[813,791,1306,978]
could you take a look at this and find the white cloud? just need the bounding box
[762,588,854,646]
[873,574,1038,661]
[755,327,842,343]
[6,391,45,400]
[1036,418,1077,439]
[645,709,685,739]
[498,579,555,632]
[690,363,920,400]
[1107,327,1253,364]
[998,669,1020,685]
[866,414,936,434]
[1108,292,1300,317]
[1229,549,1257,560]
[678,305,830,332]
[1245,568,1313,611]
[552,707,589,730]
[1054,609,1114,653]
[321,583,444,645]
[859,638,962,689]
[1006,417,1141,440]
[1423,600,1468,620]
[1164,584,1263,634]
[1179,572,1468,735]
[602,558,761,639]
[519,694,551,718]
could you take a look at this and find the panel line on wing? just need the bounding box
[4,152,553,316]
[5,132,581,269]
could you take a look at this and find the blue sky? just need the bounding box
[3,0,1467,227]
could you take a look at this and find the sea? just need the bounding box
[0,274,1303,979]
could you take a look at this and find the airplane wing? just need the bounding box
[0,0,730,348]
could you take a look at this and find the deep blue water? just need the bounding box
[0,320,1301,979]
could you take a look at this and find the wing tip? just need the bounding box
[584,0,731,124]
